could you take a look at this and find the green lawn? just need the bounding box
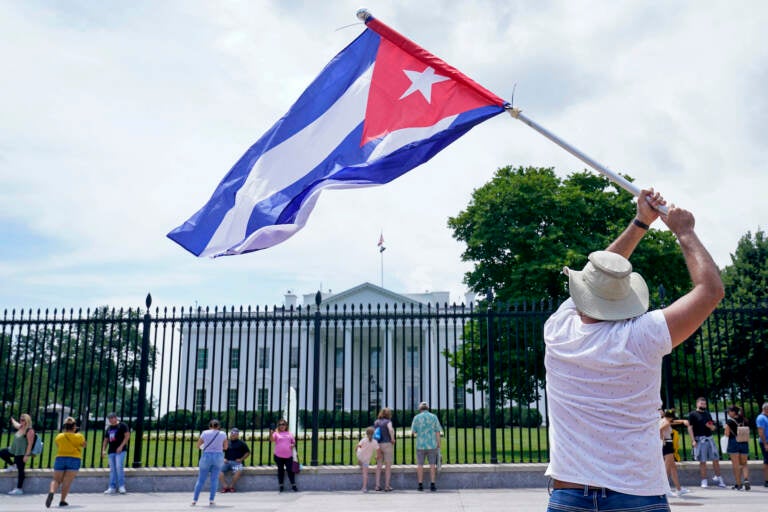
[19,428,764,469]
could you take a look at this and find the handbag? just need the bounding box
[736,425,750,443]
[291,447,300,474]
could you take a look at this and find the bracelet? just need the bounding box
[633,218,650,230]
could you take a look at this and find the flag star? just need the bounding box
[399,66,450,103]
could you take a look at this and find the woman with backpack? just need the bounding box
[725,405,751,490]
[0,413,35,495]
[373,407,396,492]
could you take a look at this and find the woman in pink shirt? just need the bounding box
[270,419,297,492]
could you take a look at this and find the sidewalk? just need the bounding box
[1,486,766,512]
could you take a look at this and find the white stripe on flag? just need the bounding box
[202,65,375,257]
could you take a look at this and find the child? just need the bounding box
[356,426,378,492]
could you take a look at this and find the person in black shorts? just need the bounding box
[218,428,250,493]
[660,409,689,497]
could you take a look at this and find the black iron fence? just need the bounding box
[1,295,766,469]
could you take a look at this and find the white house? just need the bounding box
[176,283,480,418]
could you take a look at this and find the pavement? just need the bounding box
[1,486,766,512]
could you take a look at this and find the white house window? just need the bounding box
[290,346,299,368]
[230,347,240,370]
[454,384,466,409]
[369,347,381,369]
[228,389,238,409]
[196,348,208,370]
[335,347,344,369]
[257,388,269,410]
[334,387,344,411]
[195,389,206,412]
[406,346,420,369]
[258,347,270,369]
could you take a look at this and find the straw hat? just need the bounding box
[564,251,649,321]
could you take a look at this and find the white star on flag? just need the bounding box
[399,66,450,103]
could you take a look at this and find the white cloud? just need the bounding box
[1,0,766,310]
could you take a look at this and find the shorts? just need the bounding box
[53,457,81,471]
[662,441,674,456]
[377,442,394,464]
[726,437,749,455]
[693,436,718,462]
[221,461,244,473]
[417,448,439,466]
[761,440,768,464]
[547,489,669,512]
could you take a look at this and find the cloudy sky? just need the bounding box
[1,0,766,312]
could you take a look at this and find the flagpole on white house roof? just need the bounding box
[377,232,386,288]
[507,107,668,214]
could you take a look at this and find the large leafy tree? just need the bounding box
[445,166,690,406]
[716,229,768,403]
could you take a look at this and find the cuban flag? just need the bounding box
[168,14,507,257]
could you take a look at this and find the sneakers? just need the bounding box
[714,476,727,488]
[104,488,117,495]
[59,501,69,507]
[417,482,424,491]
[731,484,742,491]
[667,490,679,498]
[743,480,750,491]
[7,488,23,495]
[4,465,17,472]
[430,482,437,492]
[292,484,299,492]
[678,487,691,496]
[700,479,708,488]
[118,486,127,494]
[45,492,54,508]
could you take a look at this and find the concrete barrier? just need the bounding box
[1,461,762,494]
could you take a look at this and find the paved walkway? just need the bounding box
[1,486,766,512]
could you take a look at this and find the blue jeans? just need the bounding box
[108,451,127,489]
[547,489,670,512]
[193,452,224,502]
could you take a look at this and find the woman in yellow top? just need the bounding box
[45,417,86,508]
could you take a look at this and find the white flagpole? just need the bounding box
[507,107,668,214]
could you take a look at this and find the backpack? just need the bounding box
[31,434,43,456]
[736,425,750,443]
[373,426,381,441]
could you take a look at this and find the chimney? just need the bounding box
[284,290,297,308]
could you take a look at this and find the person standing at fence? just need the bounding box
[356,426,378,492]
[192,419,227,507]
[374,407,396,492]
[757,402,768,487]
[1,413,35,495]
[102,412,130,495]
[544,189,724,512]
[687,397,727,488]
[724,405,751,490]
[411,401,442,492]
[660,409,690,497]
[45,416,85,508]
[270,419,298,492]
[218,427,250,493]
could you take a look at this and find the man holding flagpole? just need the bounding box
[544,189,723,511]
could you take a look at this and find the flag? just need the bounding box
[167,14,506,257]
[378,233,386,253]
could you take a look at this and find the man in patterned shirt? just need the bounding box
[411,402,442,492]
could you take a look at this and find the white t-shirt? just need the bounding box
[544,298,672,496]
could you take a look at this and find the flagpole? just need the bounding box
[380,249,384,288]
[507,107,668,214]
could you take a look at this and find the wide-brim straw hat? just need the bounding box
[564,250,649,321]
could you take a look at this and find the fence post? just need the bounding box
[486,289,498,464]
[132,293,152,468]
[311,291,322,466]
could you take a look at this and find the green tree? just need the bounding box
[717,228,768,403]
[445,166,690,405]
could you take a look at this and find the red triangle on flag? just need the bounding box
[361,38,496,146]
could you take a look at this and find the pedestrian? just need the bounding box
[374,407,395,492]
[0,413,35,495]
[45,416,85,508]
[356,426,378,492]
[270,419,298,492]
[757,402,768,487]
[219,427,250,493]
[660,409,690,497]
[544,189,724,512]
[687,397,727,487]
[724,405,751,490]
[410,401,442,492]
[192,418,227,507]
[102,412,130,495]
